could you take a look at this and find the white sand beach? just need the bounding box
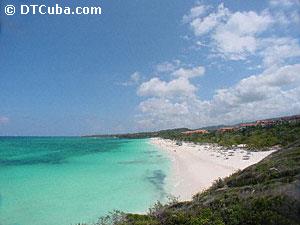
[150,138,276,201]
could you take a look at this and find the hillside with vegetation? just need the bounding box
[80,139,300,225]
[83,128,190,139]
[159,122,300,149]
[85,121,300,150]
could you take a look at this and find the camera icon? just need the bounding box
[5,5,15,15]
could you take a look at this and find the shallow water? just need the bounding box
[0,137,170,225]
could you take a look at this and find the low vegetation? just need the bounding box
[85,122,300,150]
[78,137,300,225]
[83,128,190,139]
[78,120,300,224]
[160,122,300,149]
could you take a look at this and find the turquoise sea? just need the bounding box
[0,137,170,225]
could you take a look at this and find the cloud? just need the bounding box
[260,38,300,67]
[130,72,141,83]
[212,10,273,59]
[269,0,300,7]
[184,1,300,63]
[182,4,208,23]
[155,60,181,73]
[136,97,210,130]
[137,77,197,98]
[212,64,300,108]
[121,72,141,86]
[137,65,204,98]
[136,64,300,130]
[187,3,275,60]
[190,3,229,36]
[0,116,9,125]
[269,0,300,25]
[212,64,300,118]
[134,2,300,130]
[139,98,189,116]
[273,10,300,25]
[172,66,205,79]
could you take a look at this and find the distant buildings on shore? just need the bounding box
[218,127,237,133]
[218,114,300,133]
[182,114,300,134]
[182,129,209,135]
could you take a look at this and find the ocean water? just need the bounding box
[0,137,170,225]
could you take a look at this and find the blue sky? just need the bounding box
[0,0,300,136]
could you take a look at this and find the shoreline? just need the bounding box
[149,137,276,201]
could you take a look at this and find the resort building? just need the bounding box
[240,123,257,128]
[218,127,237,133]
[280,115,300,123]
[256,114,300,127]
[182,129,209,135]
[256,120,276,127]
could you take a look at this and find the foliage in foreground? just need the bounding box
[79,140,300,225]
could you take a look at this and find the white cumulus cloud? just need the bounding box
[260,37,300,67]
[136,64,300,130]
[138,77,197,98]
[134,2,300,130]
[182,4,208,23]
[190,3,230,36]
